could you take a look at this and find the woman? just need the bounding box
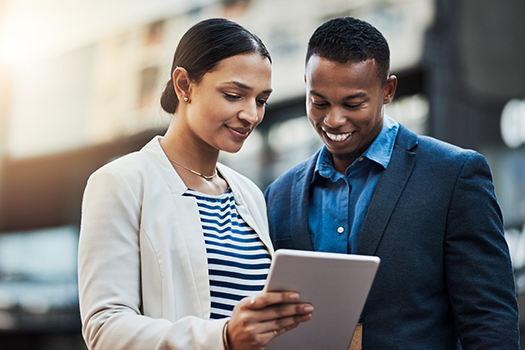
[78,18,313,350]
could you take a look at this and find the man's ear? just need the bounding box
[173,67,192,103]
[383,75,398,104]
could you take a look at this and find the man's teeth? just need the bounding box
[325,132,352,142]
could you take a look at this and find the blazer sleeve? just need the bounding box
[78,167,226,350]
[444,152,520,349]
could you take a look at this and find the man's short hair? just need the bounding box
[306,17,390,84]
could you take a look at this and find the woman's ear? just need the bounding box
[383,75,398,104]
[172,67,192,103]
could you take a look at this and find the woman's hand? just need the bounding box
[226,292,313,350]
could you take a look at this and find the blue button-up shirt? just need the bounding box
[308,115,399,253]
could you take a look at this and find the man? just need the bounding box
[264,17,520,349]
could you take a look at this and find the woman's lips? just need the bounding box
[227,126,251,140]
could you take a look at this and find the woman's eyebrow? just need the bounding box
[228,81,273,94]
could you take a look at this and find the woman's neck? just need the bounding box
[160,116,227,195]
[162,116,219,173]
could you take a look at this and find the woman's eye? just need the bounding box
[224,93,241,101]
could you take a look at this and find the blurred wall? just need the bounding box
[0,0,434,160]
[424,0,525,149]
[0,0,435,231]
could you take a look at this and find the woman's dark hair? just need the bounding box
[306,17,390,85]
[160,18,272,114]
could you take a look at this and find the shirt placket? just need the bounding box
[336,177,350,253]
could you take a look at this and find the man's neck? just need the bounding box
[332,152,362,174]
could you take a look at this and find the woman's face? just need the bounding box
[185,53,272,154]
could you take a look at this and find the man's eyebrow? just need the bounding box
[309,90,326,99]
[228,81,273,94]
[309,90,367,99]
[344,92,367,99]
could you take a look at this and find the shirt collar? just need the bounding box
[312,114,399,183]
[313,146,340,183]
[363,114,399,169]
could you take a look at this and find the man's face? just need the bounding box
[305,55,397,172]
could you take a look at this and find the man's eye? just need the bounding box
[257,99,268,107]
[312,101,328,107]
[345,102,363,108]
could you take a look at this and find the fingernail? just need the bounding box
[304,306,314,313]
[289,293,299,300]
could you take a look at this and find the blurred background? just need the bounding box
[0,0,524,349]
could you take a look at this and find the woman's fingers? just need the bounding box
[250,311,312,348]
[251,320,302,348]
[258,306,313,333]
[272,303,313,324]
[244,293,314,323]
[227,292,313,350]
[246,291,299,309]
[275,321,302,337]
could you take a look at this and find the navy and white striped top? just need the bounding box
[183,188,271,319]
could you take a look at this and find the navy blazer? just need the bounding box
[265,125,520,349]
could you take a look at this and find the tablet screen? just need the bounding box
[264,249,380,350]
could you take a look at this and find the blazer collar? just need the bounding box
[140,136,248,202]
[140,136,188,195]
[356,125,418,255]
[217,163,274,257]
[140,136,273,256]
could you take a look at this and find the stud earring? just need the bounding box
[183,97,189,102]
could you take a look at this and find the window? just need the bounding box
[138,66,160,109]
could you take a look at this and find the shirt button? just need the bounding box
[359,157,364,162]
[337,227,345,234]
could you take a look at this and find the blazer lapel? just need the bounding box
[357,126,417,256]
[142,136,210,316]
[219,163,275,258]
[290,153,319,251]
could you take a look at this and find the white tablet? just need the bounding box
[264,249,380,350]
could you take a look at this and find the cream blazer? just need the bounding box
[78,136,274,350]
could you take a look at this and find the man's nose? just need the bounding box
[323,107,347,128]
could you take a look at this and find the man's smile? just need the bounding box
[324,131,353,142]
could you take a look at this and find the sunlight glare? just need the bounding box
[0,9,54,64]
